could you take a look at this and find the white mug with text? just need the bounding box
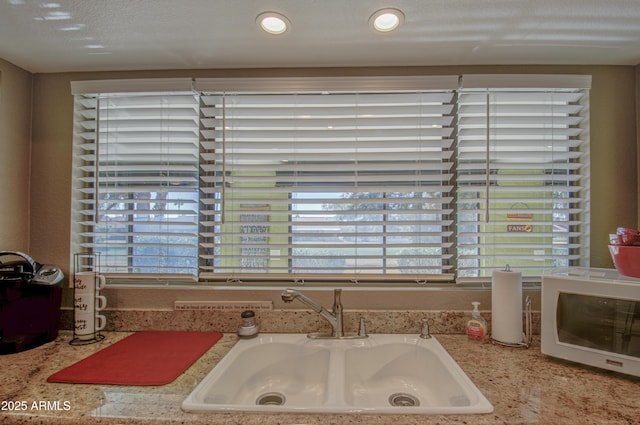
[74,313,106,340]
[73,293,107,314]
[73,272,105,293]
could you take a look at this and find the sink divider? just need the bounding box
[325,345,347,406]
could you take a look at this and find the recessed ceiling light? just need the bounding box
[369,8,404,33]
[256,12,290,35]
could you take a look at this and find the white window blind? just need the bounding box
[198,90,456,281]
[69,75,591,284]
[456,75,590,279]
[70,91,200,277]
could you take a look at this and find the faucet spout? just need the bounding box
[281,288,324,312]
[281,288,344,338]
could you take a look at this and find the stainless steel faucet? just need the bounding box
[281,288,366,339]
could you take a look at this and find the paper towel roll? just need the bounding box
[491,268,523,344]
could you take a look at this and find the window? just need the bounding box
[456,75,591,280]
[70,75,590,284]
[71,80,200,278]
[198,89,455,281]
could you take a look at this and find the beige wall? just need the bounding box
[28,65,638,278]
[587,66,638,265]
[0,58,32,253]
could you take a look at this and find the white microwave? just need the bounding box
[541,267,640,377]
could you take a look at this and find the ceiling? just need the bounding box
[1,0,640,74]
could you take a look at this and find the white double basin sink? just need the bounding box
[182,334,493,414]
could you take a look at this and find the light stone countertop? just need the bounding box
[1,331,639,425]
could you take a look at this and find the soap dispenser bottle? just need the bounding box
[466,302,487,341]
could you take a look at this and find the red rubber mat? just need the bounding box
[47,331,223,385]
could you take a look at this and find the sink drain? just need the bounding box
[256,392,286,406]
[388,393,420,407]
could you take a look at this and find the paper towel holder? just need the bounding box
[491,295,532,348]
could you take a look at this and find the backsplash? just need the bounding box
[60,309,541,335]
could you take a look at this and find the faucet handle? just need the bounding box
[332,288,342,311]
[358,317,368,337]
[420,318,432,339]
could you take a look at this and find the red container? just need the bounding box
[616,227,640,245]
[608,244,640,278]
